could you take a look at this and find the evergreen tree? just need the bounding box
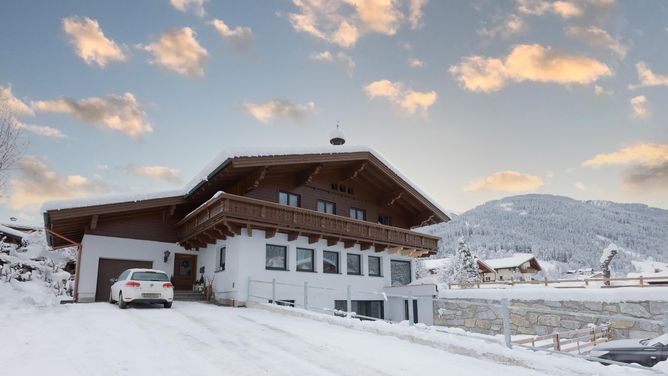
[452,237,480,285]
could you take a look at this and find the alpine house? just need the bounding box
[43,143,449,322]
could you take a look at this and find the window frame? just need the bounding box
[265,244,288,271]
[390,259,412,286]
[378,214,392,226]
[217,246,226,272]
[316,199,336,215]
[368,256,382,277]
[346,253,362,275]
[349,207,366,221]
[323,250,340,274]
[296,247,315,272]
[279,191,301,207]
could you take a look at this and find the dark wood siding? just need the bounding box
[244,174,415,229]
[89,211,179,243]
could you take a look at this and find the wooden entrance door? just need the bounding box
[172,254,197,290]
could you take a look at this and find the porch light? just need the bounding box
[164,250,171,263]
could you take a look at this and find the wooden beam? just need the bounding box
[223,221,241,235]
[343,240,356,249]
[381,190,403,207]
[287,231,300,241]
[297,164,322,186]
[168,205,176,217]
[417,213,436,227]
[308,234,320,244]
[326,237,339,247]
[89,215,98,231]
[374,244,387,253]
[342,161,367,181]
[265,228,277,239]
[400,248,416,256]
[230,166,268,194]
[360,242,371,251]
[246,223,253,235]
[387,246,401,255]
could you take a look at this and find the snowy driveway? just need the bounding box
[1,301,657,375]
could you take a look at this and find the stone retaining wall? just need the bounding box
[433,299,667,339]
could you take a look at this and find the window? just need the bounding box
[279,191,300,207]
[390,260,412,286]
[404,299,418,324]
[131,271,169,281]
[347,253,361,275]
[269,299,295,307]
[266,244,287,270]
[296,248,315,272]
[323,251,339,274]
[378,214,392,226]
[317,199,336,214]
[368,256,381,277]
[118,270,131,280]
[217,247,226,271]
[334,300,384,320]
[349,207,366,220]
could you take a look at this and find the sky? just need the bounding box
[0,0,667,225]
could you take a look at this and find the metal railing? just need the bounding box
[244,276,668,373]
[447,275,668,289]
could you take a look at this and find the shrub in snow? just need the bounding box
[452,238,481,286]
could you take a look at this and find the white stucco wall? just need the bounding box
[78,234,194,302]
[200,228,424,323]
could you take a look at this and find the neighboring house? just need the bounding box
[0,224,28,247]
[482,253,542,281]
[43,146,449,324]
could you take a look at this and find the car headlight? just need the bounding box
[589,350,609,358]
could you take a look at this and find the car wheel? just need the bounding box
[164,301,172,309]
[118,292,128,309]
[108,290,116,304]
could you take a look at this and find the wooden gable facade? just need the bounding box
[45,150,448,256]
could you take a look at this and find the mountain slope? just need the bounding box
[419,194,668,275]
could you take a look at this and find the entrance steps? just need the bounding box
[173,291,206,302]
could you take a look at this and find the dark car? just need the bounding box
[590,334,668,367]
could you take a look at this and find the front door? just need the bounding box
[172,253,197,290]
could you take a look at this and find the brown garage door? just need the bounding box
[95,258,153,302]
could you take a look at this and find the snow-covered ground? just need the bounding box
[1,296,661,375]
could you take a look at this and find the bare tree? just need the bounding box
[0,106,24,190]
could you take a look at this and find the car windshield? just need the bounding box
[647,334,668,346]
[131,272,169,281]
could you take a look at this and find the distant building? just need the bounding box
[482,253,542,282]
[421,257,494,278]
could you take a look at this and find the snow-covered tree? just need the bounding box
[451,237,480,285]
[0,107,24,190]
[600,243,618,285]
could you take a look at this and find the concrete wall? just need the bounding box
[433,298,667,339]
[78,234,195,302]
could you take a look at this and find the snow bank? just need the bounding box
[0,279,59,308]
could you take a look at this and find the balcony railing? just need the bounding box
[176,192,439,254]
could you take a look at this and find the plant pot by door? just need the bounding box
[173,254,197,290]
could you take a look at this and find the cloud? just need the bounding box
[449,44,611,93]
[310,50,355,75]
[0,85,34,116]
[583,144,668,191]
[582,143,668,168]
[32,92,152,138]
[364,79,437,115]
[8,156,109,212]
[594,84,612,95]
[629,95,649,119]
[465,171,544,192]
[210,19,253,52]
[15,122,66,138]
[288,0,425,48]
[574,181,604,193]
[140,27,207,77]
[628,62,668,90]
[517,0,583,18]
[478,14,526,39]
[62,16,126,67]
[170,0,207,17]
[129,166,182,184]
[567,26,627,59]
[408,58,425,68]
[243,100,315,123]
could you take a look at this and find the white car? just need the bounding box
[109,269,174,309]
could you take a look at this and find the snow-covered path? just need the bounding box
[1,302,655,375]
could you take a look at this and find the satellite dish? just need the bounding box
[329,123,346,146]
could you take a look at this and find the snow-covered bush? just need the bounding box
[451,238,481,286]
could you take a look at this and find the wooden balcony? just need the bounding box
[176,192,439,256]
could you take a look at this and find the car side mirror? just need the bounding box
[110,278,117,283]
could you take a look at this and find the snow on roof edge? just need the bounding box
[0,224,28,239]
[42,189,186,212]
[484,253,538,269]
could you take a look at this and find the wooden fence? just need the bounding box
[513,325,612,354]
[447,275,668,289]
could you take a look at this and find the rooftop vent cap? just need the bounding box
[329,123,346,146]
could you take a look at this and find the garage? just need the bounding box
[95,258,153,302]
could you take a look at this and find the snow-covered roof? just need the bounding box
[0,224,27,239]
[484,253,538,270]
[43,145,448,217]
[421,257,494,273]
